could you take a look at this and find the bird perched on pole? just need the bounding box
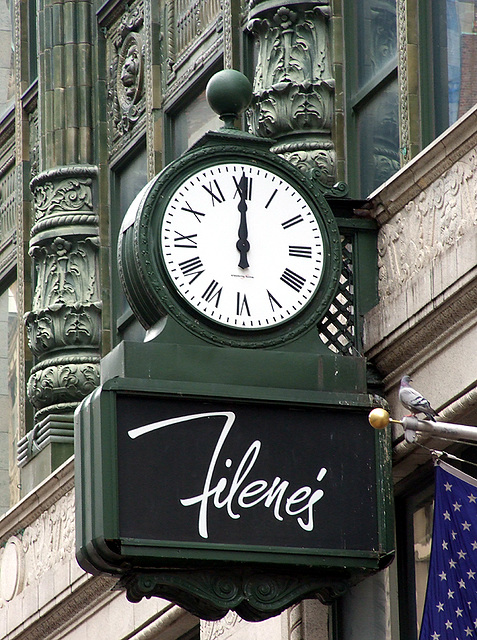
[399,375,439,421]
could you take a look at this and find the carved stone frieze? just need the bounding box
[21,490,75,586]
[247,3,338,188]
[201,611,242,640]
[376,152,477,299]
[106,0,145,149]
[365,143,477,374]
[0,491,74,602]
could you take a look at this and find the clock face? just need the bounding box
[159,162,326,330]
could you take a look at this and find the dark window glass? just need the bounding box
[430,0,477,135]
[346,0,399,197]
[357,0,397,88]
[357,80,400,196]
[0,0,15,117]
[28,0,37,82]
[0,282,19,515]
[171,87,222,159]
[395,471,434,640]
[113,146,148,341]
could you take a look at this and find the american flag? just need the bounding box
[420,460,477,640]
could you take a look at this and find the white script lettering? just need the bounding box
[129,411,328,539]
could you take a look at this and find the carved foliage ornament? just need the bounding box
[29,237,100,312]
[25,303,101,357]
[27,359,100,409]
[248,79,333,137]
[32,177,94,222]
[247,6,337,186]
[248,7,332,90]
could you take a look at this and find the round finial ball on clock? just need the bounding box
[206,70,253,120]
[368,408,390,430]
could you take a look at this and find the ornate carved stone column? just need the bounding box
[19,0,100,482]
[248,0,340,193]
[20,168,100,475]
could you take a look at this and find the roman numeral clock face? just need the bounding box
[160,162,327,333]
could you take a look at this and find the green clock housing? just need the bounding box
[118,133,342,348]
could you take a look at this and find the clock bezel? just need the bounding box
[121,143,342,348]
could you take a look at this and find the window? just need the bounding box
[27,0,38,82]
[0,0,15,118]
[112,145,148,342]
[424,0,477,139]
[413,497,433,637]
[395,467,435,640]
[0,282,19,515]
[345,0,400,197]
[170,87,222,159]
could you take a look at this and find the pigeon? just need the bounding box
[399,375,438,421]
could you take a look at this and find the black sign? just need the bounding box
[116,394,379,553]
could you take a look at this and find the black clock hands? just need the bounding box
[236,174,250,269]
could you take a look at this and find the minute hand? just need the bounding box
[236,175,250,269]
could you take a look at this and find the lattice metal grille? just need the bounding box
[318,235,358,355]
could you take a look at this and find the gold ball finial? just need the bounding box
[369,408,390,429]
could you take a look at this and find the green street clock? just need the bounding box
[119,138,341,348]
[78,72,392,622]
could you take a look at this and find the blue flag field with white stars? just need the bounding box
[420,461,477,639]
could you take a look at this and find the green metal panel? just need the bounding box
[75,374,394,565]
[75,386,122,574]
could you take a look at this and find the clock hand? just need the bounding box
[236,174,250,269]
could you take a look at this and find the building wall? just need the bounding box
[0,0,475,638]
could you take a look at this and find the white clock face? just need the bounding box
[160,162,326,330]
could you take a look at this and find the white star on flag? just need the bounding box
[419,461,477,640]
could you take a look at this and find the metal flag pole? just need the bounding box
[368,408,477,444]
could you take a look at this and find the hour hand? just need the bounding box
[236,174,250,269]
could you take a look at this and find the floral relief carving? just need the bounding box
[30,237,100,312]
[377,152,477,298]
[33,178,93,222]
[25,303,101,357]
[27,361,100,409]
[247,4,336,185]
[249,6,331,89]
[201,611,242,640]
[26,166,101,427]
[20,491,75,587]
